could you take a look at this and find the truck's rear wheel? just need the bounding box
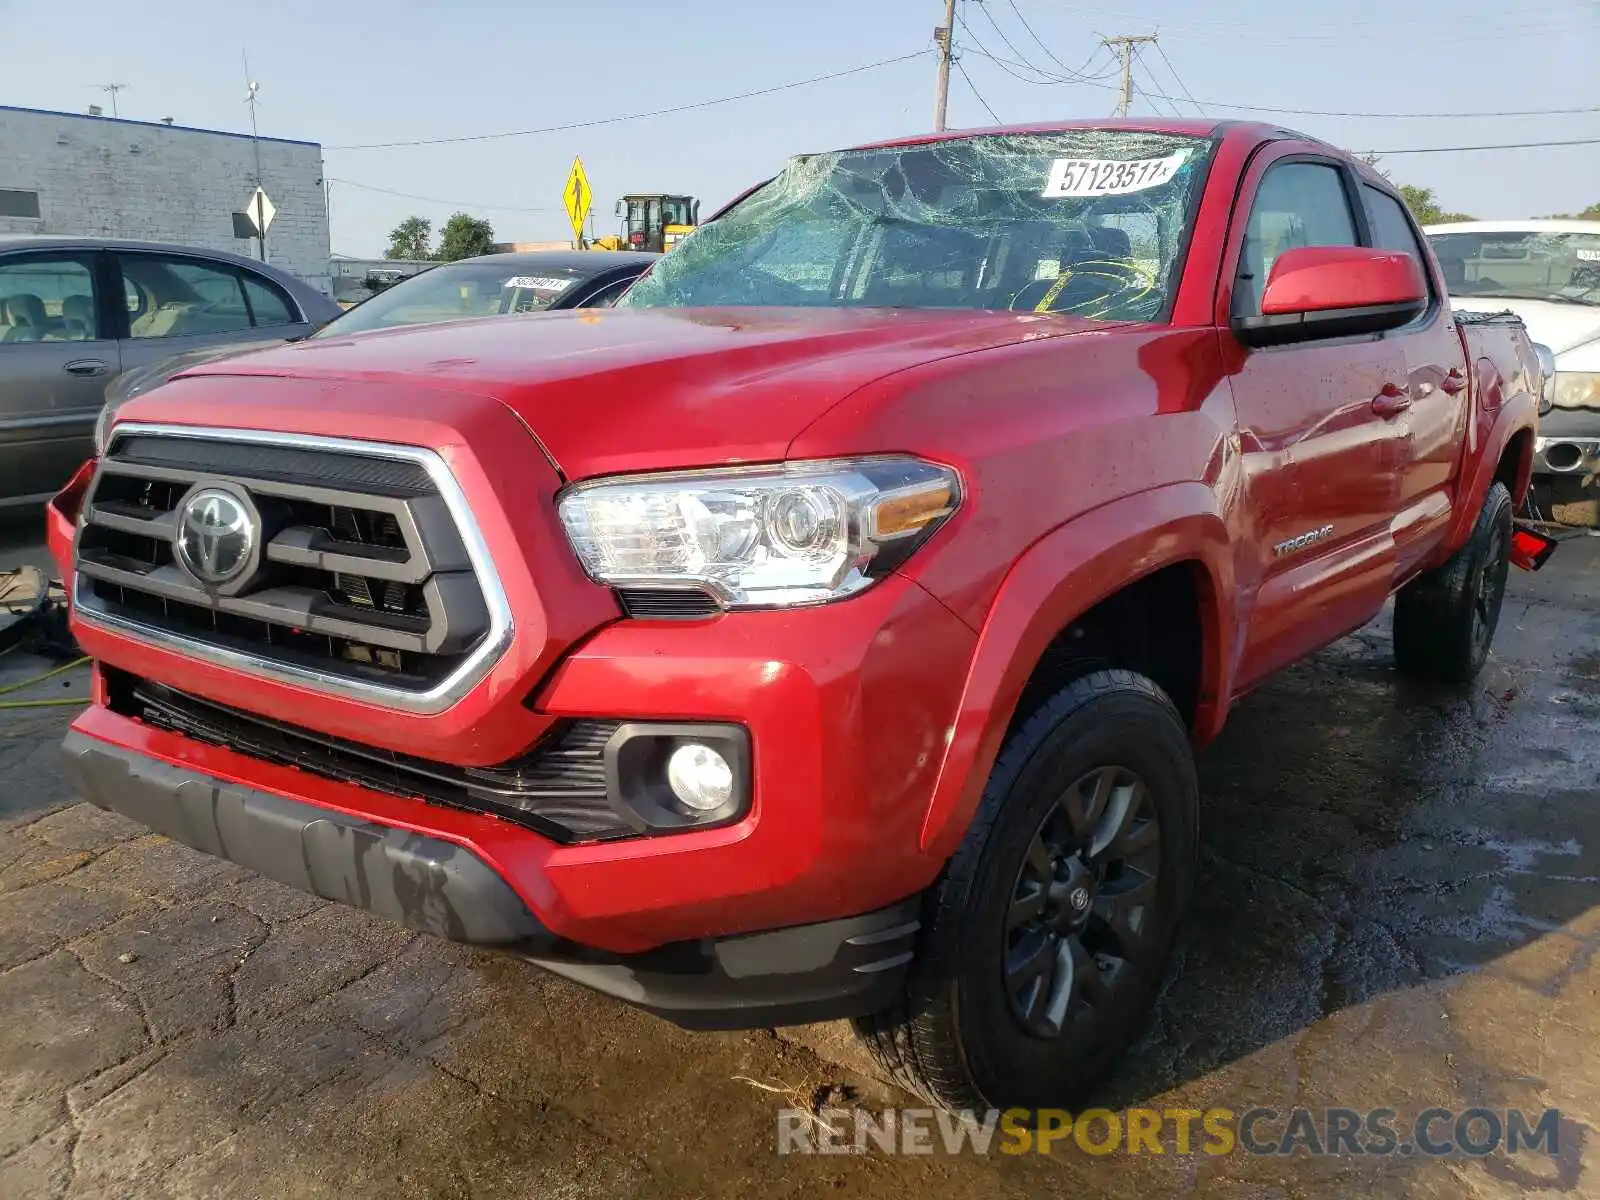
[1394,482,1514,684]
[858,670,1197,1112]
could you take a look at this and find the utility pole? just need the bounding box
[933,0,958,132]
[1101,34,1158,118]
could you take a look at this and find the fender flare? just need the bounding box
[1440,392,1537,557]
[916,481,1237,859]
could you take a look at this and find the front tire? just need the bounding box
[1394,482,1514,684]
[858,670,1197,1112]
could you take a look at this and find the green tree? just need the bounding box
[435,212,496,262]
[1544,202,1600,219]
[1396,184,1474,226]
[385,216,433,261]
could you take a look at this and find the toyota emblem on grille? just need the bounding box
[175,488,256,588]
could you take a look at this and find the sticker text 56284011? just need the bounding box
[1042,150,1190,199]
[504,276,574,292]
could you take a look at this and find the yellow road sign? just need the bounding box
[563,157,592,242]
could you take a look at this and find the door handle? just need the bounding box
[1440,368,1467,396]
[1372,382,1412,418]
[63,359,109,378]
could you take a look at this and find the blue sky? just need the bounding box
[2,0,1595,256]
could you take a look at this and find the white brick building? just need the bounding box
[0,105,331,294]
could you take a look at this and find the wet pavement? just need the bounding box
[1,523,1597,1199]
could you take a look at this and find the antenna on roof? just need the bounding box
[242,53,261,143]
[95,83,128,118]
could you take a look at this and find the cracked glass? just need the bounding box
[620,129,1215,321]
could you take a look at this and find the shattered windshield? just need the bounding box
[1426,229,1600,307]
[619,130,1213,320]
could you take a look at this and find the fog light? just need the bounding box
[666,743,734,812]
[604,722,749,833]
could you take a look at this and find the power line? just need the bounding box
[1151,40,1205,117]
[1068,3,1595,40]
[328,178,558,212]
[954,57,1003,124]
[1001,0,1105,80]
[957,24,1116,84]
[972,0,1051,78]
[1366,136,1600,155]
[1130,47,1181,118]
[955,16,1067,83]
[950,48,1600,120]
[1130,77,1174,118]
[327,50,932,150]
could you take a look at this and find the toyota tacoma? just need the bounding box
[50,120,1543,1111]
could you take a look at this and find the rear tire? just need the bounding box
[1394,482,1514,684]
[857,670,1197,1112]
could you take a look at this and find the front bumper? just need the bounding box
[63,727,920,1029]
[1534,435,1600,477]
[49,418,978,965]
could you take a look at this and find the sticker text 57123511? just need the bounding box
[1042,150,1190,199]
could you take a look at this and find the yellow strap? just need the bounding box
[1034,269,1074,313]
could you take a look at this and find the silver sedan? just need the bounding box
[0,236,339,508]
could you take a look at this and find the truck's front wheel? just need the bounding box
[1393,481,1514,684]
[858,670,1197,1112]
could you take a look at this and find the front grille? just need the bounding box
[108,671,635,843]
[112,435,435,496]
[76,430,495,695]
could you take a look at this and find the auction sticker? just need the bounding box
[1042,150,1189,198]
[503,275,574,291]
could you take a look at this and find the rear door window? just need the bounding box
[1362,184,1436,303]
[241,273,298,327]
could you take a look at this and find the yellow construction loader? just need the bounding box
[599,194,699,253]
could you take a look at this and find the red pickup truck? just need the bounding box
[50,119,1541,1112]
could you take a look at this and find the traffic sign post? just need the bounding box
[563,158,592,248]
[242,186,276,260]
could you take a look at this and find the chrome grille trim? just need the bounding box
[74,423,515,715]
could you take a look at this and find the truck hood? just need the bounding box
[1449,296,1600,365]
[109,336,296,406]
[178,307,1114,477]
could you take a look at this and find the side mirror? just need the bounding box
[1532,342,1556,417]
[1234,246,1427,348]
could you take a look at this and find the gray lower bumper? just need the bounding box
[61,728,920,1029]
[63,729,544,944]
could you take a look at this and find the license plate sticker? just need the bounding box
[1042,150,1190,198]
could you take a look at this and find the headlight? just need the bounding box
[1552,371,1600,410]
[557,457,960,609]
